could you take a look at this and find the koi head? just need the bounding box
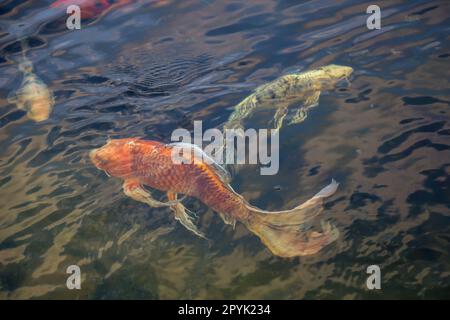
[26,99,52,122]
[19,59,33,73]
[318,64,353,86]
[90,138,141,178]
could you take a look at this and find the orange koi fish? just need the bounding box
[50,0,133,19]
[50,0,170,19]
[90,138,339,257]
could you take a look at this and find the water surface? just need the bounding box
[0,0,449,299]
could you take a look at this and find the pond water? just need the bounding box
[0,0,449,299]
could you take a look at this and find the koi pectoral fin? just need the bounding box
[7,91,22,107]
[304,90,321,108]
[123,180,180,208]
[7,93,17,105]
[167,192,208,240]
[287,91,320,126]
[287,107,307,125]
[272,105,288,131]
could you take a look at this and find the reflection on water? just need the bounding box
[0,0,449,299]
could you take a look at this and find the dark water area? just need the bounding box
[0,0,449,299]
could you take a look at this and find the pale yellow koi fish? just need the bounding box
[8,54,54,122]
[224,64,353,131]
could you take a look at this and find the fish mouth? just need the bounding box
[337,67,353,86]
[333,67,353,80]
[326,65,353,80]
[89,149,111,177]
[89,148,97,159]
[89,149,100,167]
[89,147,111,173]
[343,67,354,79]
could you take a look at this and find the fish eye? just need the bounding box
[93,152,108,166]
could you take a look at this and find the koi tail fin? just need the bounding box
[243,179,340,258]
[18,38,33,73]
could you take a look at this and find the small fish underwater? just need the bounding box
[90,138,340,258]
[7,52,54,122]
[224,64,353,132]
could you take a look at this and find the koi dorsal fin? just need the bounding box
[168,142,231,184]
